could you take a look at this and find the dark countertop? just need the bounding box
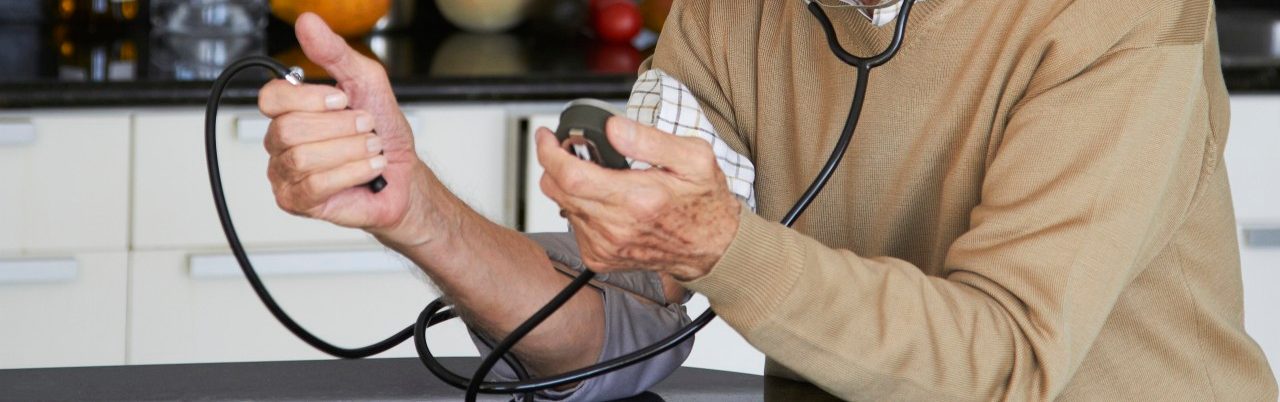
[0,8,1277,109]
[0,357,841,401]
[0,15,649,108]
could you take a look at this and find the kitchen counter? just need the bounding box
[0,19,647,108]
[0,357,794,401]
[0,9,1277,109]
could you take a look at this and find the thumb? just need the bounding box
[294,13,411,154]
[295,13,384,87]
[605,117,711,175]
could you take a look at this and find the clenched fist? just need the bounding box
[259,13,435,246]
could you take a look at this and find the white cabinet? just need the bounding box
[522,113,571,233]
[0,252,128,369]
[1240,229,1280,379]
[1226,96,1280,225]
[0,112,130,254]
[132,109,378,250]
[127,248,479,364]
[404,106,513,227]
[127,103,515,366]
[1228,95,1280,379]
[0,110,130,369]
[131,105,514,251]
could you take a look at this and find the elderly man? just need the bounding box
[258,0,1276,400]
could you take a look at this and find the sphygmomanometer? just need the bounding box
[203,1,918,400]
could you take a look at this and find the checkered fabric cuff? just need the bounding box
[626,69,758,212]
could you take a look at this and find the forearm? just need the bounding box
[380,162,604,376]
[683,211,1035,400]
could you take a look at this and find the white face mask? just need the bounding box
[834,0,905,27]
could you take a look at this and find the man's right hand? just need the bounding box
[259,12,436,247]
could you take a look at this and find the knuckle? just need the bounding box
[693,142,717,170]
[539,174,564,201]
[358,57,388,78]
[274,189,302,216]
[301,174,327,196]
[257,81,281,113]
[582,254,604,270]
[271,115,300,146]
[693,138,714,155]
[608,226,638,247]
[560,169,588,193]
[266,160,285,185]
[279,149,306,173]
[630,187,669,217]
[617,245,645,261]
[587,238,613,259]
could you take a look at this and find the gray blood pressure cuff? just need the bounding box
[469,232,695,401]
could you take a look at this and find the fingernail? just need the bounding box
[370,155,387,170]
[355,114,373,132]
[324,93,347,110]
[366,136,382,154]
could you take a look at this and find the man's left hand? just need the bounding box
[535,117,741,281]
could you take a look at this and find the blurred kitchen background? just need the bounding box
[0,0,666,106]
[0,0,1276,381]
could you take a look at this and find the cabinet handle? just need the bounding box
[0,119,36,147]
[0,258,79,284]
[1244,228,1280,249]
[189,249,414,279]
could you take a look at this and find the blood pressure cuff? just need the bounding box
[468,232,696,401]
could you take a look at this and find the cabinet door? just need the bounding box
[128,248,479,364]
[1240,228,1280,379]
[522,113,570,233]
[132,106,512,250]
[404,106,513,227]
[0,113,130,254]
[0,252,128,369]
[1226,96,1280,224]
[132,109,376,250]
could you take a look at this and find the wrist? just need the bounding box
[370,162,460,250]
[668,192,741,282]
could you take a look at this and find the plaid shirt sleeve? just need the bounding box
[625,69,758,212]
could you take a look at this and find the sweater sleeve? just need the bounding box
[680,14,1219,402]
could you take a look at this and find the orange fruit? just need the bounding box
[270,0,391,38]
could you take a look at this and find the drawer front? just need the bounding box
[132,110,375,249]
[131,106,512,250]
[522,113,570,233]
[404,106,513,227]
[0,252,128,369]
[0,114,130,253]
[1226,96,1280,224]
[1240,228,1280,378]
[128,249,479,364]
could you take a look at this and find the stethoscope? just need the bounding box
[203,1,917,400]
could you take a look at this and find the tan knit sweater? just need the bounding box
[650,0,1279,400]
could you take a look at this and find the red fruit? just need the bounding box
[589,42,643,74]
[591,0,642,44]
